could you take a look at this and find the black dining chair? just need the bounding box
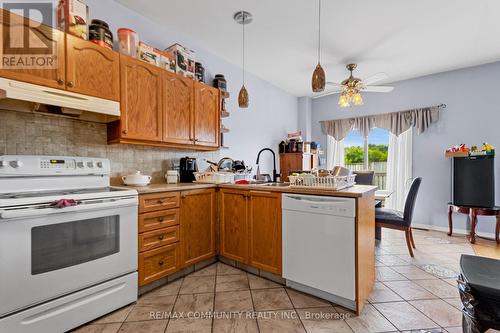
[375,177,422,257]
[353,170,375,185]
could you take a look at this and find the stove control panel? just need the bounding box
[0,155,111,176]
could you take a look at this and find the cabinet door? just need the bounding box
[138,243,179,287]
[248,191,282,274]
[220,189,248,263]
[0,9,65,89]
[194,82,220,147]
[163,71,194,145]
[65,34,120,101]
[279,153,303,182]
[119,55,162,141]
[180,189,216,266]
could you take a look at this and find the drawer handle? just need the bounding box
[158,234,165,240]
[158,199,166,204]
[158,217,165,222]
[158,260,164,266]
[67,81,74,88]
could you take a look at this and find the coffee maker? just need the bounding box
[179,157,198,183]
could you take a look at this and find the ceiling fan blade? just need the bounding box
[312,88,342,99]
[363,72,389,85]
[363,85,394,93]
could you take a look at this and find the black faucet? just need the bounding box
[256,148,279,182]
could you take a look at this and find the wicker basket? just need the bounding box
[288,174,356,191]
[194,172,234,184]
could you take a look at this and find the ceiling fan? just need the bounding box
[313,64,394,107]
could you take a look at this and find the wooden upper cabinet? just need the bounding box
[248,191,282,275]
[194,82,219,147]
[220,189,248,263]
[119,55,162,141]
[163,71,194,145]
[180,189,216,267]
[65,34,120,101]
[0,9,65,89]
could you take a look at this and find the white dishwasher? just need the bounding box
[282,193,356,310]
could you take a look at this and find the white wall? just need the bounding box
[298,97,312,141]
[312,62,500,234]
[85,0,299,173]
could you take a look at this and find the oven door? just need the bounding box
[0,196,138,317]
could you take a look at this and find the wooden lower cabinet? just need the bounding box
[219,189,282,275]
[220,189,248,262]
[139,191,180,213]
[139,243,180,286]
[138,191,181,287]
[139,226,179,252]
[248,191,282,275]
[180,189,216,267]
[138,188,282,287]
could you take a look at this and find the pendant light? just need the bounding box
[234,11,252,108]
[311,0,325,92]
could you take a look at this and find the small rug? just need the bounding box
[419,263,459,278]
[424,236,451,244]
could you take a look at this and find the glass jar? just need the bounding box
[117,28,138,58]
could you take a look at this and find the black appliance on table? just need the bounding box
[453,155,495,207]
[458,254,500,333]
[180,157,197,183]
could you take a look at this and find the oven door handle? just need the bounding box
[0,197,137,220]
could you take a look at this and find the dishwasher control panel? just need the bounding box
[282,194,356,218]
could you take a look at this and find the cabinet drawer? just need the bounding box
[139,208,179,233]
[139,226,179,252]
[139,243,179,286]
[139,192,180,213]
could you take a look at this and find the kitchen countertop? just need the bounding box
[115,183,216,194]
[120,182,377,198]
[219,183,377,198]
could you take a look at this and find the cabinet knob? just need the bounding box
[158,199,166,204]
[57,79,64,85]
[181,194,187,199]
[158,234,165,240]
[122,129,128,134]
[158,260,164,266]
[67,81,74,87]
[158,217,164,222]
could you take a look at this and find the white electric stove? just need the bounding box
[0,155,138,333]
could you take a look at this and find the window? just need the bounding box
[344,128,389,189]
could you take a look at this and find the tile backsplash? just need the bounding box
[0,110,219,184]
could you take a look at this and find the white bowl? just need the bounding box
[122,171,151,186]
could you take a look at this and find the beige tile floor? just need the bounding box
[73,228,500,333]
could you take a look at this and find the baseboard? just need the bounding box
[412,223,497,239]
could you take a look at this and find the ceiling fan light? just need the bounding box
[238,85,249,108]
[338,93,350,108]
[312,63,326,93]
[352,92,363,106]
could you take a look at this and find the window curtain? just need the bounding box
[385,128,413,210]
[327,135,345,169]
[320,106,441,139]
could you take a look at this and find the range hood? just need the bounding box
[0,78,120,123]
